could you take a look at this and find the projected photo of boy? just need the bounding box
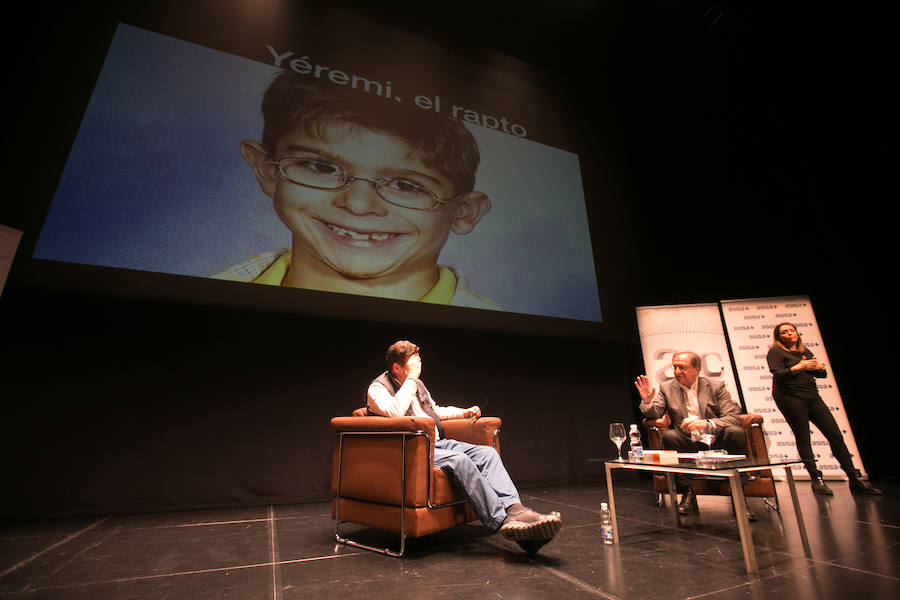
[215,71,496,308]
[32,24,602,322]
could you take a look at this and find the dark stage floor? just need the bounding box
[1,476,897,599]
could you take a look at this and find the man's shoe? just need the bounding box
[499,507,562,542]
[848,474,883,496]
[745,507,758,522]
[811,477,834,496]
[678,487,698,514]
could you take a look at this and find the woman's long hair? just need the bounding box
[773,322,806,354]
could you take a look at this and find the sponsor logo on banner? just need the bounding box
[720,296,863,480]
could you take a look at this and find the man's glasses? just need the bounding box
[269,157,460,211]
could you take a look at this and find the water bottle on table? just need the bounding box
[629,424,643,459]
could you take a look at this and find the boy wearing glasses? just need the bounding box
[214,70,496,308]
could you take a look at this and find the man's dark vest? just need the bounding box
[371,372,445,439]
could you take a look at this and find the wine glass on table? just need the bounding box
[609,422,626,460]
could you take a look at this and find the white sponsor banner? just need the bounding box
[720,296,863,480]
[635,303,741,415]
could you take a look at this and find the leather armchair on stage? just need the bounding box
[642,413,779,509]
[331,411,502,556]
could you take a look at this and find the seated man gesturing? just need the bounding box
[367,340,562,546]
[635,351,756,520]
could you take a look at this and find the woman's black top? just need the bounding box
[766,344,826,400]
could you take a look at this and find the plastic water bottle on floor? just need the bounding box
[629,424,643,459]
[600,502,613,544]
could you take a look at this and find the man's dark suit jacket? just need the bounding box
[639,377,741,431]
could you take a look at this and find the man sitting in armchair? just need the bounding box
[367,340,562,546]
[635,351,757,520]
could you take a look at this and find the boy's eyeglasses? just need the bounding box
[269,157,461,211]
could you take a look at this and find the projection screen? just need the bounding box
[29,11,614,332]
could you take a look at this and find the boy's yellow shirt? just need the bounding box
[211,249,499,309]
[247,250,458,304]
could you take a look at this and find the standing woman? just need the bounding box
[767,322,881,495]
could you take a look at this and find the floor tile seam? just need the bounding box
[5,562,274,595]
[587,498,863,546]
[499,531,641,597]
[606,512,745,542]
[37,536,107,584]
[749,555,898,583]
[518,485,757,511]
[542,565,622,599]
[600,481,899,521]
[514,492,670,531]
[563,520,605,531]
[773,505,856,523]
[790,510,900,529]
[516,492,849,560]
[268,514,334,524]
[610,514,813,561]
[56,518,272,534]
[122,518,272,530]
[94,504,333,531]
[684,576,767,599]
[546,505,758,542]
[683,559,857,599]
[119,514,336,530]
[519,494,609,514]
[276,552,367,566]
[8,553,367,595]
[269,506,282,600]
[475,536,618,598]
[603,514,899,572]
[0,516,109,580]
[816,558,900,581]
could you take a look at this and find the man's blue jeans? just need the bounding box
[433,438,520,531]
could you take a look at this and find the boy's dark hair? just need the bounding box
[386,340,419,370]
[260,70,480,195]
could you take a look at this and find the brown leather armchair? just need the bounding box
[331,412,502,556]
[642,413,778,509]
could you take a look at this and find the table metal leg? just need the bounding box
[783,466,812,558]
[728,471,759,578]
[665,472,679,527]
[605,462,619,544]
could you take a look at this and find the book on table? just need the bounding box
[642,450,679,464]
